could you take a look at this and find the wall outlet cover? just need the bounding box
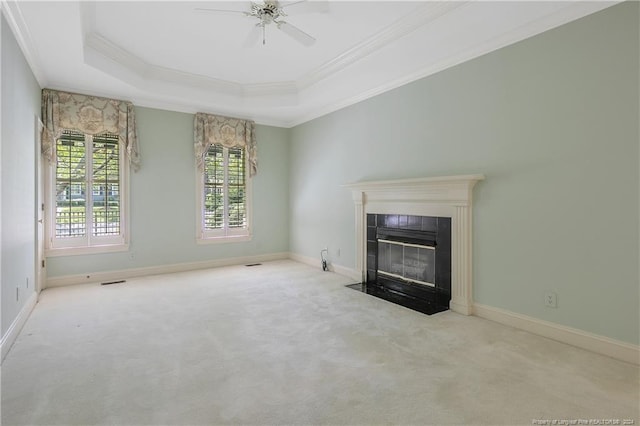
[545,292,558,308]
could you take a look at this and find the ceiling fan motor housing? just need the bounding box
[252,1,286,23]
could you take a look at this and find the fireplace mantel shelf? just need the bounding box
[344,175,485,206]
[345,174,484,315]
[344,174,485,189]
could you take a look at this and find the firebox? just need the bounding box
[361,214,452,315]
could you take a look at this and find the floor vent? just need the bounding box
[101,280,126,286]
[245,263,262,267]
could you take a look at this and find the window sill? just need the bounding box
[46,243,129,257]
[196,234,252,245]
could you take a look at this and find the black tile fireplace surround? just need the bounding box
[350,214,451,315]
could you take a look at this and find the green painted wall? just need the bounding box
[15,2,639,346]
[46,107,290,277]
[289,3,639,344]
[1,13,41,336]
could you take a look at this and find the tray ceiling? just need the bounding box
[4,1,618,127]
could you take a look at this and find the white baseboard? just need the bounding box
[288,252,361,282]
[46,252,290,288]
[43,253,637,365]
[1,290,38,362]
[473,303,640,365]
[287,254,638,364]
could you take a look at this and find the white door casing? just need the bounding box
[36,117,45,293]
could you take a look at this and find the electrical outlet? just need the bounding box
[336,248,341,257]
[544,291,557,308]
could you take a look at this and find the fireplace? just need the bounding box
[360,214,451,315]
[344,175,484,315]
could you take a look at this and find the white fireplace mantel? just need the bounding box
[344,174,485,315]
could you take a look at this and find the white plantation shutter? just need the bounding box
[51,130,126,251]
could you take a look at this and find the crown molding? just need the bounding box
[30,0,622,129]
[77,2,463,113]
[80,3,298,103]
[84,32,244,95]
[131,96,294,128]
[83,31,302,112]
[296,1,467,90]
[284,0,621,128]
[1,0,46,86]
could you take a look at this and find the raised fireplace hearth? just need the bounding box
[344,175,484,315]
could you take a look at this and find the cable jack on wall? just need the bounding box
[320,248,328,271]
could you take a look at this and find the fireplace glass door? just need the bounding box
[377,240,435,287]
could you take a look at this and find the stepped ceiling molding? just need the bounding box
[3,1,618,127]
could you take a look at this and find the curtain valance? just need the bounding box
[194,112,257,177]
[41,89,141,171]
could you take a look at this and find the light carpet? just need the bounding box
[1,260,638,425]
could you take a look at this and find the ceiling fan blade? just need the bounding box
[277,21,315,46]
[243,24,264,47]
[194,8,249,17]
[281,0,329,14]
[280,0,307,8]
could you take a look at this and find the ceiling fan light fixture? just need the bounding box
[196,0,317,47]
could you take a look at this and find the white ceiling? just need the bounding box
[4,0,618,127]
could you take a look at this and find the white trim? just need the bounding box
[32,251,640,366]
[291,246,639,365]
[1,291,37,362]
[195,145,253,243]
[196,235,252,245]
[344,175,485,315]
[80,3,463,102]
[35,117,45,294]
[288,252,361,282]
[46,243,129,257]
[81,3,299,104]
[473,303,640,366]
[83,32,246,96]
[296,2,466,90]
[35,83,293,128]
[332,263,361,282]
[45,252,289,288]
[0,1,47,86]
[130,96,292,128]
[71,0,617,128]
[45,132,130,254]
[287,252,320,270]
[285,2,620,128]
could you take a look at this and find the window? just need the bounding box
[46,130,128,254]
[197,144,251,242]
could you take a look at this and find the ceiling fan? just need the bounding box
[195,0,323,47]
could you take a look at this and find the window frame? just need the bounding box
[196,144,252,244]
[45,131,130,256]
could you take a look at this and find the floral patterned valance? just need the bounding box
[194,112,257,177]
[41,89,141,171]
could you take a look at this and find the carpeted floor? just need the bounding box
[1,260,638,425]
